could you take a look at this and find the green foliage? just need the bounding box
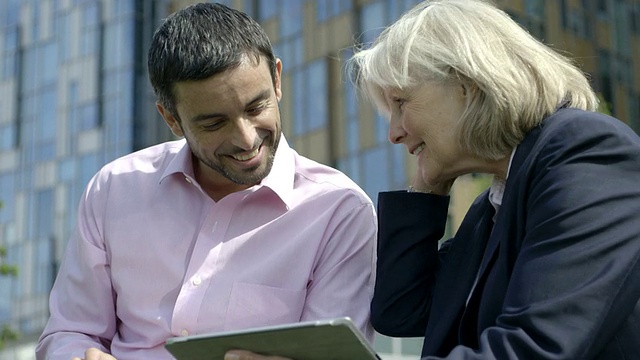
[597,93,612,116]
[0,200,19,350]
[0,325,18,350]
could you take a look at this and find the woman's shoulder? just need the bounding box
[541,108,636,138]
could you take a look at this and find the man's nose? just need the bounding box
[232,118,258,150]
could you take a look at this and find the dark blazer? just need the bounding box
[372,108,640,359]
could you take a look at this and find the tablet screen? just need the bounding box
[164,317,379,360]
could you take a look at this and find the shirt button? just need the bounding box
[184,177,192,184]
[192,276,202,286]
[181,329,189,336]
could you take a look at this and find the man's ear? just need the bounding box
[156,102,184,137]
[274,58,283,102]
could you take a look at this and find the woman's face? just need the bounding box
[384,80,484,185]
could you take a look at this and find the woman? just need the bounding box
[351,0,640,358]
[225,0,640,359]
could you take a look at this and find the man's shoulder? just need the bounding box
[102,139,185,172]
[93,139,187,187]
[292,152,372,204]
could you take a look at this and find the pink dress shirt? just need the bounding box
[36,137,376,360]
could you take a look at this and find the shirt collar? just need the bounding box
[158,136,295,210]
[488,146,517,217]
[159,139,196,184]
[257,136,295,209]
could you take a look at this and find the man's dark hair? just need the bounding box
[148,2,277,118]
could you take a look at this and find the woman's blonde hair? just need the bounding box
[348,0,598,160]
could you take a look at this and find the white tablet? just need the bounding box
[164,317,380,360]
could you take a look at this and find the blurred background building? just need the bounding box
[0,0,637,359]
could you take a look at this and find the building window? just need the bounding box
[257,0,279,21]
[279,0,303,38]
[316,0,353,22]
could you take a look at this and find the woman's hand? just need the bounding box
[409,176,455,196]
[224,350,292,360]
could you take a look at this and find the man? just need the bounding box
[36,3,376,359]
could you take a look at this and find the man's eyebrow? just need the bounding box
[188,89,272,123]
[246,89,271,105]
[189,112,225,124]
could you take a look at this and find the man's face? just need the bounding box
[158,56,282,193]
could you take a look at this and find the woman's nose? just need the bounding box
[388,115,406,144]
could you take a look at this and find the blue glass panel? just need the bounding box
[0,173,15,222]
[0,125,16,151]
[38,139,56,161]
[22,47,37,92]
[117,19,135,67]
[103,23,118,69]
[120,80,134,121]
[306,59,328,132]
[391,143,406,189]
[291,70,305,136]
[348,154,361,185]
[32,0,40,43]
[36,190,54,238]
[336,154,361,185]
[58,13,73,62]
[80,153,100,189]
[347,120,359,153]
[103,97,118,145]
[258,0,279,21]
[6,244,22,295]
[279,0,303,37]
[83,1,99,26]
[81,27,99,56]
[2,53,15,80]
[114,0,134,16]
[360,2,386,45]
[1,0,20,27]
[375,113,388,144]
[363,145,390,202]
[291,36,304,69]
[58,158,76,182]
[0,275,11,322]
[80,102,99,131]
[272,43,282,61]
[40,88,57,140]
[3,27,18,51]
[339,0,353,13]
[40,42,58,85]
[316,0,329,22]
[279,40,291,71]
[34,239,53,294]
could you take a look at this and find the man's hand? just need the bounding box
[224,350,292,360]
[71,347,116,360]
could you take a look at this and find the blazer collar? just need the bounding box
[422,192,496,355]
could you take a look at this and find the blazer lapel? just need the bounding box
[422,194,496,355]
[472,122,542,291]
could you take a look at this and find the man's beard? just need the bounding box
[194,130,281,186]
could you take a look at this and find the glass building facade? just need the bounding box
[0,0,638,359]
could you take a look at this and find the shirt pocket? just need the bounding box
[223,282,306,331]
